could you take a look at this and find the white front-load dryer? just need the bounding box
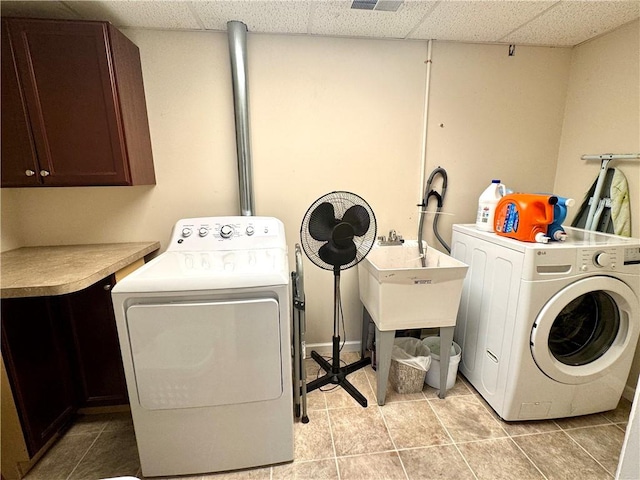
[452,224,640,421]
[111,217,293,477]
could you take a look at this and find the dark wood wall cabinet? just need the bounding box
[1,275,128,457]
[1,17,155,187]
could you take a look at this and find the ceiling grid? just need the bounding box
[1,0,638,47]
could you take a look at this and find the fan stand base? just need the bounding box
[306,336,371,408]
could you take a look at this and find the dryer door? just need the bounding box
[126,298,283,410]
[530,276,639,385]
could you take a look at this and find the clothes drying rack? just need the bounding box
[580,153,639,231]
[292,244,309,423]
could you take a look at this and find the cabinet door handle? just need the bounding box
[25,169,36,177]
[103,284,112,291]
[40,170,50,177]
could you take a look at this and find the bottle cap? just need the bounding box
[492,179,501,183]
[535,232,550,244]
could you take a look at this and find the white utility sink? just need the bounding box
[358,241,469,331]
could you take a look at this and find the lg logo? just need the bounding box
[537,251,547,256]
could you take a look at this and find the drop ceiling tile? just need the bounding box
[309,0,438,39]
[68,1,202,29]
[0,1,80,20]
[190,1,313,34]
[408,0,557,42]
[1,0,636,46]
[502,0,640,46]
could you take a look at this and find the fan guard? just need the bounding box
[300,191,377,271]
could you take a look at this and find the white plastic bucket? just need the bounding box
[422,337,462,391]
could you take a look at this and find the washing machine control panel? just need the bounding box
[624,247,640,265]
[577,247,620,272]
[168,216,286,251]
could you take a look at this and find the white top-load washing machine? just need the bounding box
[111,216,293,477]
[451,224,640,421]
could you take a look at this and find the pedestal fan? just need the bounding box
[300,191,377,407]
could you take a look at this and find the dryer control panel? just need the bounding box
[167,216,287,252]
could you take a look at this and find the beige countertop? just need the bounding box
[0,242,160,298]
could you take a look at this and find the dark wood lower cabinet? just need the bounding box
[62,275,128,407]
[0,275,129,457]
[1,297,75,456]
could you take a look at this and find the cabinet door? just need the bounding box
[1,20,40,187]
[7,19,129,186]
[63,275,129,407]
[1,297,75,456]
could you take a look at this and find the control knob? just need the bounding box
[594,252,611,268]
[246,226,255,236]
[181,227,192,238]
[198,227,209,237]
[220,225,234,239]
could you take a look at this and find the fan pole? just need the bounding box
[306,266,372,408]
[332,268,341,373]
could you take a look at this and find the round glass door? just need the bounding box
[531,276,638,385]
[548,291,620,366]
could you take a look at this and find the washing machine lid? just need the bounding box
[112,249,289,293]
[530,276,640,385]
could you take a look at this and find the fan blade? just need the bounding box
[319,241,357,267]
[308,202,336,241]
[341,205,370,237]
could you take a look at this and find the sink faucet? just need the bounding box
[378,230,404,246]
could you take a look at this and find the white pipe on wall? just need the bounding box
[418,40,434,227]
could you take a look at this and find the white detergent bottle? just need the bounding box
[476,179,505,232]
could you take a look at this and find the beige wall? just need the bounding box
[421,41,571,251]
[238,33,429,344]
[1,190,22,251]
[0,29,573,347]
[554,20,639,237]
[554,20,640,391]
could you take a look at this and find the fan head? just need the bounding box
[300,191,377,271]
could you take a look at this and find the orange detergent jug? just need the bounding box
[494,194,558,243]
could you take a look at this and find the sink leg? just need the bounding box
[375,327,395,406]
[361,307,371,359]
[438,326,454,399]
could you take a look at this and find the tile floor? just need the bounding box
[25,353,631,480]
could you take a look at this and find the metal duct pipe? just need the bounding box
[227,21,255,216]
